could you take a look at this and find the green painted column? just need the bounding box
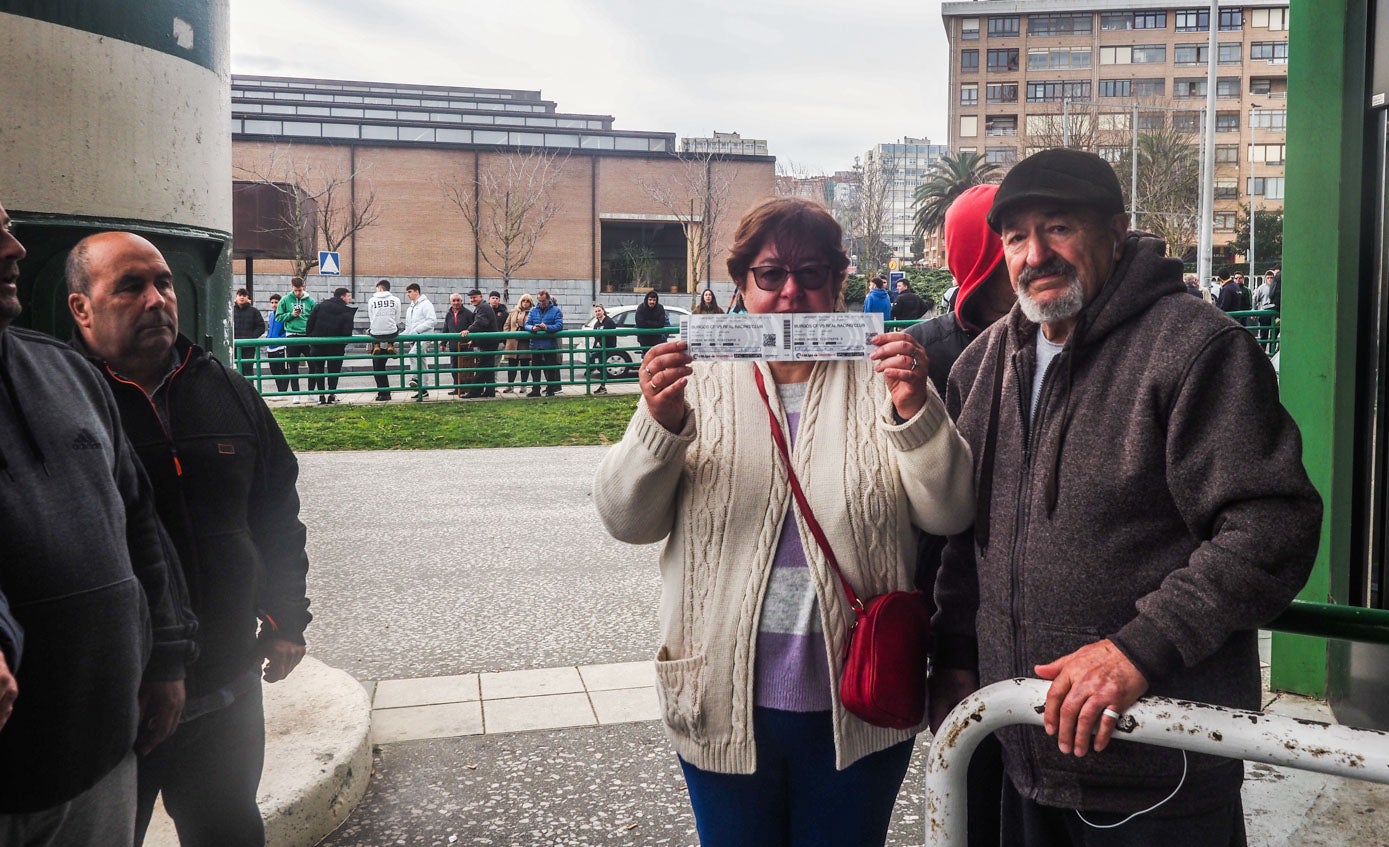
[1273,0,1368,696]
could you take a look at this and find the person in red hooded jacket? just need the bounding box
[907,184,1017,397]
[905,183,1016,847]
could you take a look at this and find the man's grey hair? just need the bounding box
[65,240,96,296]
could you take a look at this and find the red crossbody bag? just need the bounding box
[752,365,932,730]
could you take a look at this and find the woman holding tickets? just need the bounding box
[593,197,974,846]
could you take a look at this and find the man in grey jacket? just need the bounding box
[0,202,195,843]
[931,149,1322,846]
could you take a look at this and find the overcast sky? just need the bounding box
[230,0,951,174]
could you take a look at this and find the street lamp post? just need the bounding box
[1249,102,1263,278]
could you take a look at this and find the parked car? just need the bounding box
[581,303,691,378]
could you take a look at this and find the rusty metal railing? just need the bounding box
[924,677,1389,846]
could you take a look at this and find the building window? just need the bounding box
[1136,112,1165,130]
[985,115,1018,136]
[1101,11,1167,30]
[1214,211,1237,231]
[1218,9,1242,31]
[1216,78,1241,98]
[1101,46,1130,64]
[1215,112,1240,132]
[1253,8,1291,31]
[1028,13,1092,36]
[961,84,979,106]
[1098,79,1131,98]
[1098,146,1126,163]
[1172,111,1200,132]
[961,49,979,72]
[961,17,980,39]
[1215,144,1240,164]
[1027,48,1091,70]
[1218,43,1242,64]
[1026,80,1091,103]
[1252,143,1287,165]
[1175,43,1207,65]
[1251,41,1289,63]
[986,83,1018,103]
[1175,9,1210,32]
[1134,78,1166,97]
[1135,45,1166,63]
[1248,176,1286,199]
[1214,177,1238,199]
[1174,78,1207,98]
[985,146,1017,165]
[988,15,1020,37]
[1251,109,1287,130]
[988,49,1020,72]
[1250,77,1288,97]
[960,115,979,137]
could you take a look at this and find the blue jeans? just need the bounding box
[678,708,914,847]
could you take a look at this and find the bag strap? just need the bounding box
[751,364,864,613]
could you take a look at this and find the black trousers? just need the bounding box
[266,349,289,392]
[530,351,561,393]
[999,772,1246,847]
[283,336,306,391]
[469,346,499,396]
[308,343,347,392]
[134,685,266,847]
[371,339,398,391]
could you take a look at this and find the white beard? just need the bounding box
[1017,274,1085,325]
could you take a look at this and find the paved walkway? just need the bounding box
[366,661,657,744]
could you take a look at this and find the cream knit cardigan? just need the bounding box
[594,359,975,774]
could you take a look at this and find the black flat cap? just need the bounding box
[987,148,1127,232]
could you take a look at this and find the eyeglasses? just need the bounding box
[748,264,834,292]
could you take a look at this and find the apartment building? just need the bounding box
[230,75,774,315]
[862,138,951,262]
[941,1,1290,250]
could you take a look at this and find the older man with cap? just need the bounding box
[66,231,311,846]
[930,148,1321,846]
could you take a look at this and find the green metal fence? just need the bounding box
[233,328,660,400]
[233,313,1281,402]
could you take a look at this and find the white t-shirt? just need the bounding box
[1032,331,1066,425]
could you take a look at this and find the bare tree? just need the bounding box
[839,155,897,275]
[439,150,567,302]
[234,146,381,280]
[638,152,735,290]
[774,160,831,207]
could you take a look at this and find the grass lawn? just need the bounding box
[272,393,639,451]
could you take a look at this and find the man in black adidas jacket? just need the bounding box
[0,205,196,844]
[67,231,312,847]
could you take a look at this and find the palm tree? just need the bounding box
[912,152,1001,241]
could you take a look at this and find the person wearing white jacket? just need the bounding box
[403,283,437,400]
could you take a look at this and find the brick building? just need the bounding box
[231,75,775,322]
[941,1,1290,252]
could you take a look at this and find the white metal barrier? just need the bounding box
[924,677,1389,846]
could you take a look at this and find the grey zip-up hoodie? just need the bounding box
[0,327,196,812]
[934,234,1322,816]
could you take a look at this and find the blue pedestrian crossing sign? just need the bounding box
[318,251,341,275]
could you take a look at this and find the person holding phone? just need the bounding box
[274,277,316,402]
